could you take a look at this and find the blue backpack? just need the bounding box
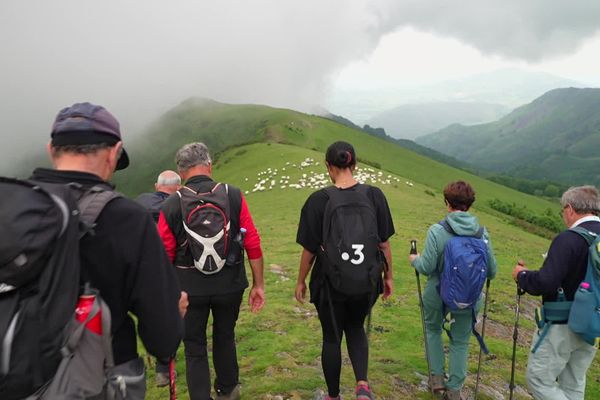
[568,227,600,347]
[438,219,490,352]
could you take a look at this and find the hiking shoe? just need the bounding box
[356,383,373,400]
[443,389,465,400]
[155,372,169,387]
[216,384,241,400]
[429,375,446,393]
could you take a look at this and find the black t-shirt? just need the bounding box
[296,183,395,302]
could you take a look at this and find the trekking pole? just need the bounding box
[509,284,524,400]
[411,240,434,395]
[169,357,177,400]
[474,279,491,399]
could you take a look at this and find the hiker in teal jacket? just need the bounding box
[409,181,497,400]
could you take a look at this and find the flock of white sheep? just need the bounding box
[243,157,413,195]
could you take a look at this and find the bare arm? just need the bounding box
[295,248,315,303]
[380,240,393,299]
[248,256,265,312]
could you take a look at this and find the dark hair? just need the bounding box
[443,181,475,211]
[325,141,356,169]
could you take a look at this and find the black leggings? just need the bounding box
[315,290,372,397]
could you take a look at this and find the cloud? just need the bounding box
[0,0,599,173]
[376,0,600,61]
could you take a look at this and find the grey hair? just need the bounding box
[175,142,212,171]
[560,185,600,215]
[156,170,181,186]
[51,143,113,156]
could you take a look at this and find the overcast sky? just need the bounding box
[1,1,599,172]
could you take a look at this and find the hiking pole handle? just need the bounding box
[410,239,417,255]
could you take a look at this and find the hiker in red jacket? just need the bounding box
[158,142,265,400]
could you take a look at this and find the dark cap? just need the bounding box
[51,102,129,170]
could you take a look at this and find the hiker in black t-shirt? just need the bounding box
[295,141,395,400]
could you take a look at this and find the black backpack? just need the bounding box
[0,177,119,399]
[177,183,233,274]
[320,184,384,295]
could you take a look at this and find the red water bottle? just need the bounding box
[75,294,102,335]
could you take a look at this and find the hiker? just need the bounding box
[134,169,182,387]
[512,185,600,400]
[295,141,394,400]
[158,142,265,400]
[27,102,185,398]
[409,181,497,400]
[135,170,181,222]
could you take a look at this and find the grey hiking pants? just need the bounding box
[526,324,596,400]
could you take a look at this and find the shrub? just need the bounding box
[488,198,563,236]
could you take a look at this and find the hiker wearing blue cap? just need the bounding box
[27,102,186,398]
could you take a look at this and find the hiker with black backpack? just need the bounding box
[408,181,497,400]
[0,102,186,399]
[295,141,394,400]
[512,185,600,400]
[158,142,265,400]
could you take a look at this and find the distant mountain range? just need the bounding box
[416,87,600,186]
[327,68,585,124]
[322,112,472,171]
[367,101,509,140]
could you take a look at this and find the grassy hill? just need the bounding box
[116,98,558,216]
[108,99,600,399]
[416,88,600,187]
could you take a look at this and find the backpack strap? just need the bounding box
[440,308,489,355]
[439,218,485,238]
[531,288,571,353]
[570,226,598,246]
[471,309,489,354]
[76,184,122,239]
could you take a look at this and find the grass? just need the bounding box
[132,142,599,399]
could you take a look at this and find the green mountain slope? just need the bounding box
[416,88,600,186]
[139,142,599,399]
[116,98,556,217]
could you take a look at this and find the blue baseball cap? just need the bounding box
[51,102,129,170]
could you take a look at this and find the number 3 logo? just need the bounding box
[341,244,365,265]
